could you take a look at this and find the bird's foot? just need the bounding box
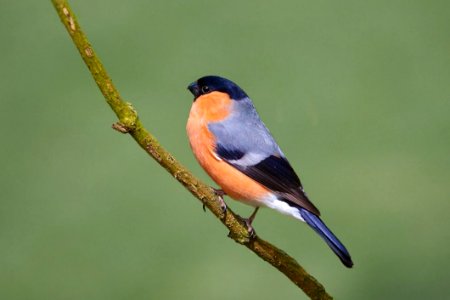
[202,188,227,214]
[243,218,256,238]
[242,207,259,238]
[212,188,227,214]
[212,188,226,197]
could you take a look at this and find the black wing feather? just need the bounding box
[243,155,302,191]
[216,144,245,160]
[216,144,320,215]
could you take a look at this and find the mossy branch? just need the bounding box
[51,1,333,299]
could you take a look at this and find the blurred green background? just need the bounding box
[1,1,449,299]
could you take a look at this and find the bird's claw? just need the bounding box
[213,188,227,214]
[202,188,227,214]
[243,207,259,238]
[243,218,256,238]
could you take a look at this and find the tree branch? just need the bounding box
[51,1,333,299]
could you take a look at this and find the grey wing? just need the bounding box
[208,98,280,164]
[208,98,320,215]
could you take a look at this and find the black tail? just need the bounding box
[299,208,353,268]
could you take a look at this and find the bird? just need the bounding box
[186,75,353,268]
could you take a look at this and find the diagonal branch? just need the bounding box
[50,1,333,299]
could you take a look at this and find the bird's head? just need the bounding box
[187,75,248,101]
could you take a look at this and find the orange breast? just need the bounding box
[186,92,269,205]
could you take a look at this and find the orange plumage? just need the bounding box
[186,91,270,204]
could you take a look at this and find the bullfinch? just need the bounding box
[186,75,353,268]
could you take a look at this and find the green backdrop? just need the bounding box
[1,1,449,299]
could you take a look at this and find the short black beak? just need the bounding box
[187,82,200,99]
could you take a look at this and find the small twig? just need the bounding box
[51,1,333,299]
[112,122,129,133]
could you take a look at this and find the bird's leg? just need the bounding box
[202,188,227,213]
[243,207,260,237]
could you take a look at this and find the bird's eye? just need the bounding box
[201,86,210,94]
